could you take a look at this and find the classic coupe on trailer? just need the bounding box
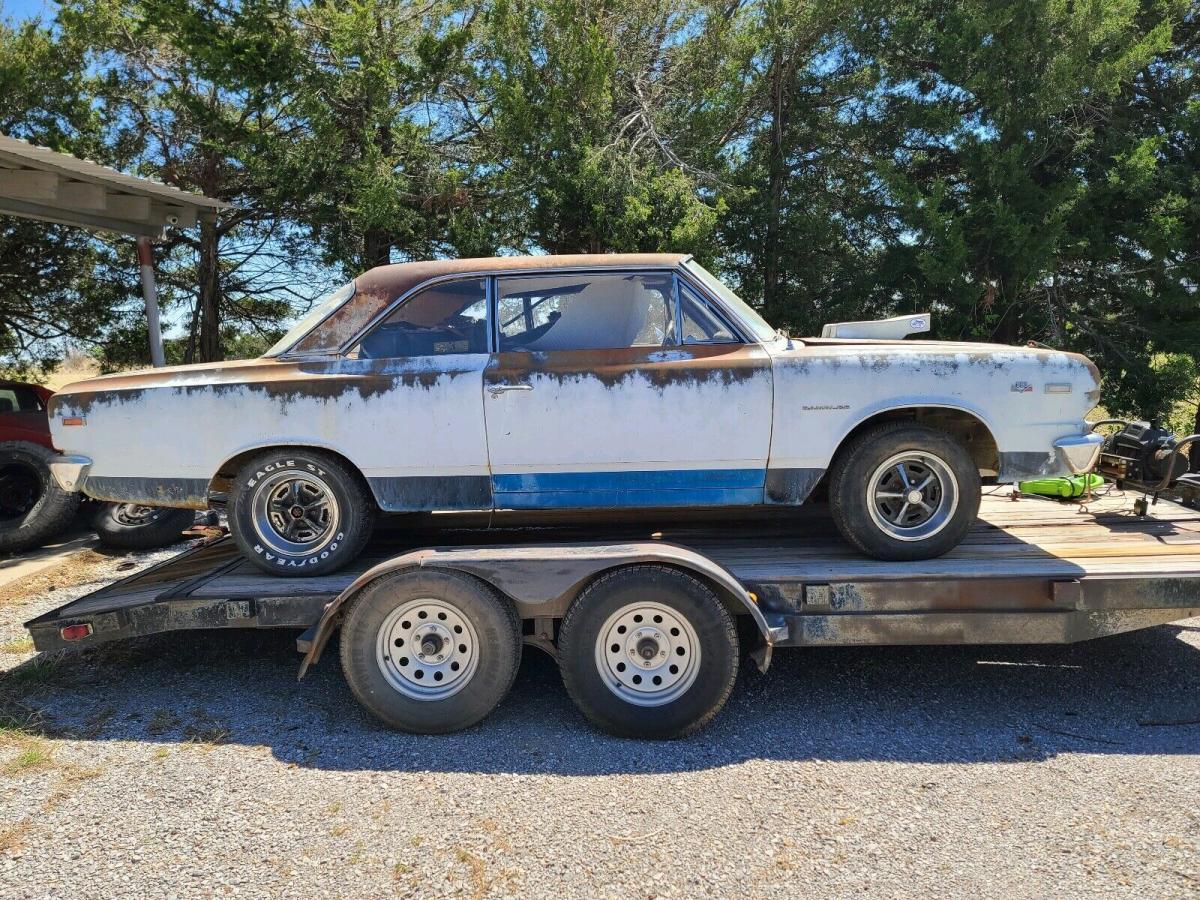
[45,253,1103,576]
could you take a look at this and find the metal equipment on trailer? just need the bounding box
[24,493,1200,738]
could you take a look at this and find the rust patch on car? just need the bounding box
[49,355,477,418]
[486,344,770,392]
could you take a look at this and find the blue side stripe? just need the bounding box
[491,468,766,509]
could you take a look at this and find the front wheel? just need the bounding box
[829,422,981,561]
[229,449,375,577]
[557,566,739,739]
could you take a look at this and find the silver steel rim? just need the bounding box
[376,598,480,701]
[595,602,701,707]
[250,469,340,555]
[113,503,156,526]
[867,450,959,542]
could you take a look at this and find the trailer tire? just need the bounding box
[229,448,375,577]
[0,441,80,553]
[92,503,196,550]
[339,569,522,734]
[829,421,980,561]
[557,565,738,739]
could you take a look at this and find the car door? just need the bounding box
[330,276,494,511]
[483,268,773,509]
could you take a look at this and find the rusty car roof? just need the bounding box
[289,253,690,356]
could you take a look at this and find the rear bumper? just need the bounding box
[1054,432,1104,474]
[49,455,91,492]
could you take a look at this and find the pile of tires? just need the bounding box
[0,441,80,554]
[0,440,196,554]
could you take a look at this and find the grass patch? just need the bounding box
[2,742,53,775]
[0,637,33,655]
[0,653,62,688]
[146,709,182,737]
[182,709,229,746]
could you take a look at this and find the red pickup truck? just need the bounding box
[0,380,192,553]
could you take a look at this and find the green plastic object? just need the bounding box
[1019,473,1105,498]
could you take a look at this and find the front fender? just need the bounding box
[298,541,785,678]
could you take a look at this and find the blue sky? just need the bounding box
[1,0,57,22]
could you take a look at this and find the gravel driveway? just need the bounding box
[1,543,1198,899]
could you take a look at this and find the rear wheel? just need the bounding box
[229,448,375,576]
[92,503,196,550]
[557,566,738,739]
[829,422,980,560]
[339,569,522,733]
[0,441,80,553]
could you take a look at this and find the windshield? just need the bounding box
[264,282,356,357]
[681,260,778,343]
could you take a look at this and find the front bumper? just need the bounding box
[1054,433,1104,474]
[49,455,91,492]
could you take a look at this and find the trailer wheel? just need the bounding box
[229,448,375,577]
[557,566,738,739]
[339,569,521,733]
[0,441,80,553]
[829,422,980,561]
[92,503,196,550]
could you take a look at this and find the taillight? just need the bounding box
[60,623,92,641]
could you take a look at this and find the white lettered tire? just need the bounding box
[229,448,375,577]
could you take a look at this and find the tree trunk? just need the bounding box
[763,46,785,310]
[363,228,392,269]
[197,216,222,362]
[1191,403,1199,472]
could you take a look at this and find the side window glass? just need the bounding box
[680,285,738,344]
[350,278,488,359]
[496,272,675,352]
[0,388,42,413]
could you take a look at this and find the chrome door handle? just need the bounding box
[488,383,533,397]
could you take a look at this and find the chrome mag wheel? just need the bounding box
[866,451,959,542]
[250,469,340,555]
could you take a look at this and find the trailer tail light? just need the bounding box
[61,416,86,427]
[60,623,92,641]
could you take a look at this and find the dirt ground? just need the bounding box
[1,543,1198,899]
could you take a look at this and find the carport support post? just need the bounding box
[136,236,165,367]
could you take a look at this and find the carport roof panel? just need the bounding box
[0,133,230,238]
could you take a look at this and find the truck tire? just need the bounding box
[829,421,980,561]
[229,448,375,577]
[0,441,80,553]
[339,569,522,733]
[557,566,739,739]
[92,503,196,550]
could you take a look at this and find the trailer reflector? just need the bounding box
[60,623,92,641]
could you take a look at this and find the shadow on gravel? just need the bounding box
[2,622,1198,773]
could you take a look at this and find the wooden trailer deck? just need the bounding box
[25,491,1200,653]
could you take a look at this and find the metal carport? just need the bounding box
[0,134,230,366]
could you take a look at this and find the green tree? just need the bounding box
[469,0,722,254]
[0,16,129,374]
[58,0,320,363]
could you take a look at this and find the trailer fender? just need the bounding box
[298,541,785,678]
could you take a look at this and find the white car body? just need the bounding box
[48,254,1102,514]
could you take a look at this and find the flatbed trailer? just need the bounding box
[24,492,1200,738]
